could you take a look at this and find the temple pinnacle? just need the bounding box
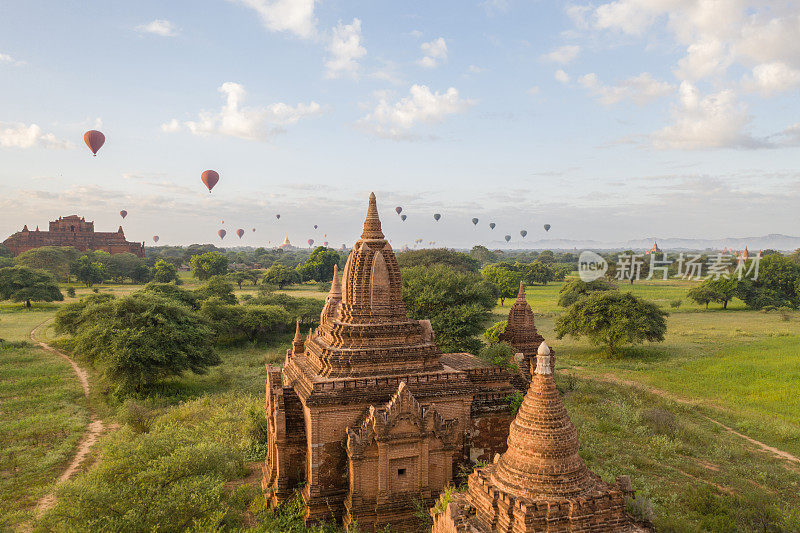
[516,281,525,301]
[361,192,385,240]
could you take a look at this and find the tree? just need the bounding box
[195,276,237,304]
[483,320,507,343]
[481,263,522,306]
[470,245,497,265]
[298,247,341,281]
[74,255,106,287]
[262,264,299,289]
[14,246,79,282]
[0,266,63,308]
[0,244,12,258]
[105,253,146,283]
[558,278,616,307]
[140,282,201,309]
[397,248,480,273]
[555,291,668,354]
[190,251,228,281]
[537,250,555,264]
[521,260,555,285]
[706,277,737,309]
[54,292,220,392]
[402,264,496,353]
[687,285,717,309]
[151,259,178,283]
[736,255,800,309]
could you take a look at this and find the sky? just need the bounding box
[1,0,799,249]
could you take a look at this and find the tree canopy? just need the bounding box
[262,264,299,289]
[481,263,521,306]
[558,278,617,307]
[151,259,178,283]
[555,291,668,354]
[402,264,496,353]
[14,246,79,282]
[0,266,63,307]
[397,248,480,273]
[74,255,107,287]
[190,251,229,281]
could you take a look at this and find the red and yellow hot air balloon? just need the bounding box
[83,130,105,156]
[201,170,219,193]
[152,235,159,243]
[218,229,226,239]
[237,228,244,238]
[120,210,127,219]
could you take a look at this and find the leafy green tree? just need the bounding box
[397,248,480,273]
[537,250,556,263]
[105,253,146,283]
[14,246,79,282]
[198,298,291,344]
[483,320,507,343]
[196,276,237,304]
[228,270,256,289]
[687,285,718,309]
[555,291,668,354]
[0,244,12,258]
[736,255,800,309]
[54,292,220,392]
[706,278,737,309]
[479,342,517,371]
[262,264,299,289]
[470,245,498,265]
[151,259,178,283]
[482,263,522,306]
[74,255,106,287]
[521,260,555,285]
[140,282,201,309]
[247,292,323,327]
[402,264,496,353]
[190,251,229,281]
[0,266,63,308]
[0,257,13,268]
[558,278,617,307]
[301,247,341,281]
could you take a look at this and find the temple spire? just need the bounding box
[516,281,525,301]
[291,320,304,355]
[329,264,341,296]
[361,192,385,240]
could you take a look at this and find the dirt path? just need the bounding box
[566,365,800,466]
[29,320,111,517]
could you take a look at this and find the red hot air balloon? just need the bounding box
[323,241,329,247]
[433,213,441,221]
[153,235,159,243]
[120,210,127,219]
[489,222,496,230]
[201,170,219,193]
[83,130,105,156]
[237,228,244,238]
[395,206,402,215]
[308,239,314,247]
[218,229,226,239]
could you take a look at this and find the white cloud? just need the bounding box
[163,82,323,141]
[528,86,540,95]
[229,0,318,39]
[324,18,366,79]
[418,38,448,68]
[579,72,674,105]
[744,61,800,96]
[0,52,24,66]
[0,122,72,149]
[358,84,475,140]
[542,45,581,64]
[135,19,180,37]
[554,69,570,83]
[653,82,759,150]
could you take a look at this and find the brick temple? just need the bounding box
[499,282,552,384]
[2,215,144,257]
[431,344,643,533]
[262,193,530,532]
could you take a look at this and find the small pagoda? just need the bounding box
[499,282,551,383]
[431,343,643,532]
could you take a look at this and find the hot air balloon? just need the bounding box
[83,130,105,156]
[237,229,244,238]
[252,228,256,232]
[401,214,407,221]
[323,241,329,247]
[489,222,496,230]
[275,214,281,220]
[395,206,403,215]
[221,220,225,224]
[218,229,226,239]
[153,235,159,243]
[472,218,479,225]
[119,210,127,219]
[308,239,314,247]
[433,213,441,221]
[544,224,551,232]
[504,235,511,243]
[520,230,527,238]
[324,234,327,238]
[314,225,318,230]
[201,170,219,193]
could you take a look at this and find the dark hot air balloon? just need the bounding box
[275,214,281,220]
[395,206,403,215]
[83,130,105,156]
[544,224,551,232]
[314,225,318,230]
[201,170,219,193]
[308,239,314,247]
[252,228,256,232]
[433,213,441,221]
[237,229,244,238]
[119,210,127,219]
[218,229,226,239]
[401,214,407,221]
[472,218,479,225]
[504,235,511,243]
[520,230,527,238]
[489,222,496,230]
[152,235,159,243]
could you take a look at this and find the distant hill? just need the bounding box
[481,234,800,252]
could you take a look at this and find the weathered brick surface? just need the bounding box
[262,194,527,532]
[2,215,144,257]
[431,351,645,533]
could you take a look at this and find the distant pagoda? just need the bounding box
[645,240,661,255]
[431,344,643,532]
[499,282,550,383]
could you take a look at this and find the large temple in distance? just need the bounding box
[2,215,144,257]
[263,193,527,532]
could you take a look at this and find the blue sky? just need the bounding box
[1,0,799,249]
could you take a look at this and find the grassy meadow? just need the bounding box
[1,273,799,531]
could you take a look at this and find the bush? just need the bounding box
[483,320,507,343]
[479,342,516,370]
[66,287,76,298]
[669,299,682,309]
[641,407,677,435]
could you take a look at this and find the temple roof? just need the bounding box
[499,282,542,354]
[490,351,596,499]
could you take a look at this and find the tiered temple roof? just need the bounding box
[499,282,548,382]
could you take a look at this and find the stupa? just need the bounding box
[498,282,551,383]
[431,343,642,532]
[262,193,529,532]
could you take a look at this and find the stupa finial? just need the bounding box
[361,192,384,240]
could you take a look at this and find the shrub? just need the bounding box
[669,299,682,309]
[483,320,507,343]
[479,342,515,369]
[66,287,76,298]
[641,407,677,436]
